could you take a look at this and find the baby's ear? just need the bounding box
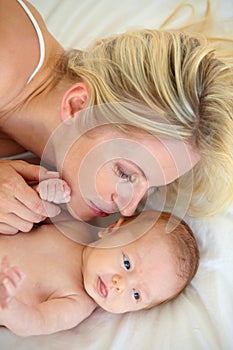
[98,226,113,238]
[60,83,89,122]
[98,230,106,238]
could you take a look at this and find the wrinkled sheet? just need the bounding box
[1,0,232,349]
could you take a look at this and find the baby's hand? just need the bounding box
[0,256,25,309]
[36,179,71,204]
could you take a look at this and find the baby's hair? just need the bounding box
[146,212,199,309]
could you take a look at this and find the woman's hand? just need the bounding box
[0,160,62,234]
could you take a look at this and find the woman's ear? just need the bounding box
[60,82,89,122]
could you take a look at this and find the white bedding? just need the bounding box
[1,1,233,349]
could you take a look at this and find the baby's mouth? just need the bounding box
[96,277,108,298]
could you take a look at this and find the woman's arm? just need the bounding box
[0,131,26,158]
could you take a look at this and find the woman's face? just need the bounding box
[60,125,199,221]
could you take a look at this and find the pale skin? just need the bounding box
[0,209,184,336]
[0,0,200,234]
[0,161,62,234]
[0,0,68,233]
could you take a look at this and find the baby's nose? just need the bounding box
[112,274,125,293]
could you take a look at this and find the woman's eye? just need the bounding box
[133,288,140,301]
[115,166,135,183]
[123,255,131,270]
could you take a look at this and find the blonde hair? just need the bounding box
[146,211,199,308]
[56,1,233,217]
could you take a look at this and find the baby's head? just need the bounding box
[82,210,199,313]
[142,211,199,309]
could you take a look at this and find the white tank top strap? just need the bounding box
[16,0,45,84]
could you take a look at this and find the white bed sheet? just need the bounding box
[30,0,233,50]
[1,1,233,349]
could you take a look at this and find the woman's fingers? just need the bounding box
[15,184,61,218]
[9,160,59,183]
[0,160,61,233]
[0,222,33,235]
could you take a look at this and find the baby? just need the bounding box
[0,180,199,336]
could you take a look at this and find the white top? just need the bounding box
[16,0,45,84]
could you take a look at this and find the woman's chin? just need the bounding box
[66,202,95,222]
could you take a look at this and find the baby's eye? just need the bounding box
[123,254,131,270]
[133,288,140,301]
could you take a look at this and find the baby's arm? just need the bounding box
[35,178,71,204]
[0,256,96,336]
[2,292,96,336]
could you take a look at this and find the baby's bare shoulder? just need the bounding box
[49,279,96,315]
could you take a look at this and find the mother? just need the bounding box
[0,0,232,234]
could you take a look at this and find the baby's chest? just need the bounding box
[18,262,83,306]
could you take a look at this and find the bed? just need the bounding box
[1,0,233,349]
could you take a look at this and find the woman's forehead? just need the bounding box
[81,127,177,185]
[86,123,148,140]
[89,124,198,185]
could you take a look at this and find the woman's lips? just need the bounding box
[97,277,108,298]
[89,201,112,217]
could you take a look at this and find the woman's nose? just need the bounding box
[119,199,140,216]
[112,274,125,293]
[112,182,148,217]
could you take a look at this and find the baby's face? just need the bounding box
[82,212,181,313]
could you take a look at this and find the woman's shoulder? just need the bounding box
[0,0,39,107]
[0,0,62,110]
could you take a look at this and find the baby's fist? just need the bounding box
[36,179,71,204]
